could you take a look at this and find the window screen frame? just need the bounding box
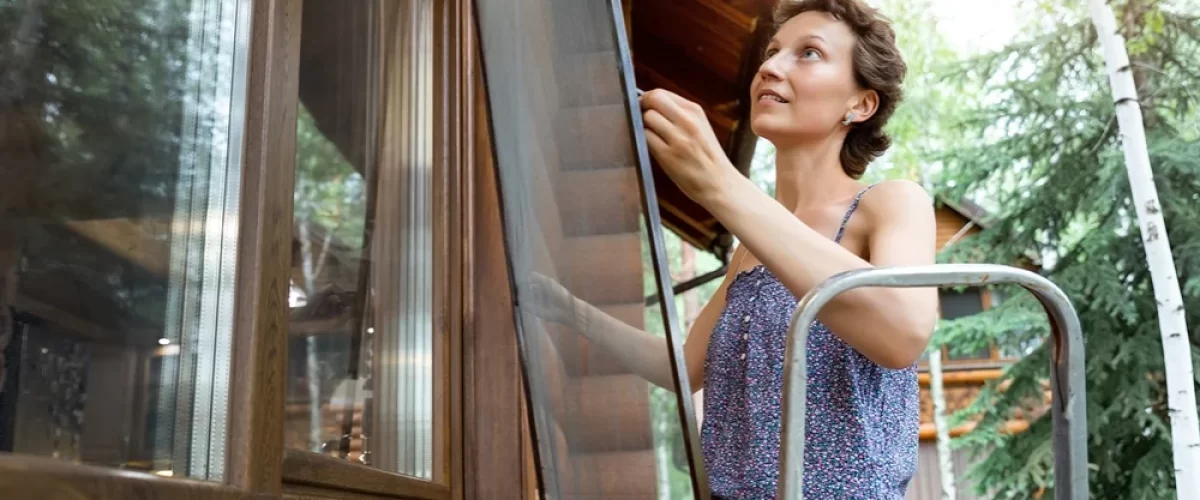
[470,0,708,497]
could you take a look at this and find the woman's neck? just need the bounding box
[773,143,861,212]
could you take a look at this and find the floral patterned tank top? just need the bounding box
[701,184,920,499]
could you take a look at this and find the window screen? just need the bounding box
[474,0,706,497]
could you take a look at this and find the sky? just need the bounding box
[926,0,1022,55]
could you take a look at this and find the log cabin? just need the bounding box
[907,198,1048,500]
[0,1,1039,499]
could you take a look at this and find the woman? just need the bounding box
[531,0,937,497]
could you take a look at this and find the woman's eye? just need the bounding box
[801,48,821,59]
[763,48,779,60]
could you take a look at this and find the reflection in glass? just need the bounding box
[476,0,703,497]
[0,0,249,480]
[284,0,435,478]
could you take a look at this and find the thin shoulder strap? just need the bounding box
[833,183,878,243]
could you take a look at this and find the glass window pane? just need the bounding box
[939,288,991,360]
[939,288,984,320]
[475,0,703,497]
[284,0,436,479]
[0,0,248,480]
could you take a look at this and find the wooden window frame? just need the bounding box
[922,286,1009,372]
[281,451,451,499]
[0,0,480,498]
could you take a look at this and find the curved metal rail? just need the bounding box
[777,264,1088,499]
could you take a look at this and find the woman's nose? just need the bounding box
[757,54,786,82]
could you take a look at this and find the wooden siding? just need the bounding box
[936,205,980,251]
[631,0,777,254]
[906,442,987,500]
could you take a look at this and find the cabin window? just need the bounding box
[939,288,994,362]
[284,0,439,479]
[0,0,249,480]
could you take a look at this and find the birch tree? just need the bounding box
[929,351,957,500]
[1087,0,1200,496]
[932,0,1200,496]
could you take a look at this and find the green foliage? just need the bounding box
[641,219,724,499]
[639,0,1200,497]
[294,105,366,248]
[867,0,977,186]
[1,0,200,326]
[932,0,1200,497]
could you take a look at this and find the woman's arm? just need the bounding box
[529,260,741,392]
[637,89,938,369]
[703,177,938,369]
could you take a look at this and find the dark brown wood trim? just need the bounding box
[455,13,478,496]
[462,63,528,498]
[282,450,450,500]
[433,0,474,497]
[284,485,441,500]
[228,0,304,493]
[431,0,469,490]
[0,455,266,500]
[727,6,774,176]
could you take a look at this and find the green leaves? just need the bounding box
[930,0,1200,497]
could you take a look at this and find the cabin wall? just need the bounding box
[906,443,986,500]
[936,206,981,250]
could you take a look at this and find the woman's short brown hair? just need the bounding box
[774,0,907,178]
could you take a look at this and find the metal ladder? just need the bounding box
[776,264,1089,499]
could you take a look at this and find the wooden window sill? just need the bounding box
[0,454,257,500]
[282,450,449,500]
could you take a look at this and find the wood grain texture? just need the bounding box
[628,0,776,255]
[282,451,449,500]
[936,206,976,250]
[432,0,470,493]
[284,485,442,500]
[462,69,528,499]
[228,0,304,493]
[443,1,474,498]
[0,455,268,500]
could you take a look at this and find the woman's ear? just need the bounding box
[849,89,880,124]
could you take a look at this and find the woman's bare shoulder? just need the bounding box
[858,179,934,223]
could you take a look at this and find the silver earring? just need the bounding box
[842,112,856,126]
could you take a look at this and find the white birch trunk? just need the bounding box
[298,218,324,452]
[1087,1,1200,497]
[918,144,956,500]
[929,350,956,500]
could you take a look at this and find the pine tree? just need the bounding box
[933,0,1200,497]
[1088,0,1199,494]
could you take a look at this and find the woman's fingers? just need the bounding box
[640,89,700,132]
[643,127,670,160]
[641,108,686,147]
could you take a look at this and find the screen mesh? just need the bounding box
[475,0,706,497]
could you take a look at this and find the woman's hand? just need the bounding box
[523,272,587,329]
[639,89,738,203]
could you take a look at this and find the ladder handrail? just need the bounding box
[777,264,1088,499]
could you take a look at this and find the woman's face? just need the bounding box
[749,11,865,146]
